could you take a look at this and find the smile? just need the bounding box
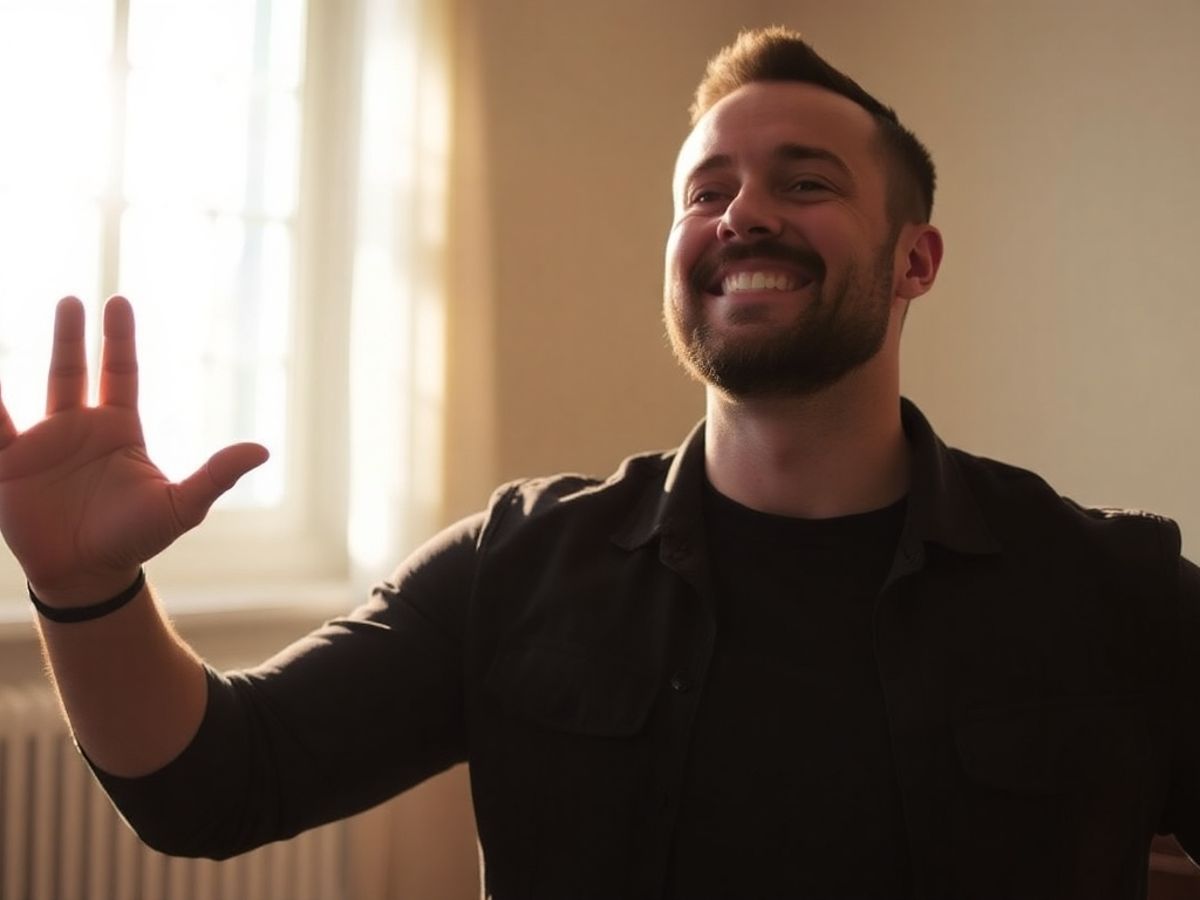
[720,271,811,294]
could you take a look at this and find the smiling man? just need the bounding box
[665,57,941,524]
[667,80,926,402]
[7,26,1200,900]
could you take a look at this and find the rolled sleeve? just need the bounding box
[89,512,485,859]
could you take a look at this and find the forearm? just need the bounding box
[36,578,207,778]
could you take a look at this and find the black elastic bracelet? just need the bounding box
[29,568,147,624]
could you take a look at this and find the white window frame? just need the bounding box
[0,0,372,611]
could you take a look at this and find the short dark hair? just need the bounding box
[691,27,936,226]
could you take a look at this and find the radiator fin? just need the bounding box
[0,684,348,900]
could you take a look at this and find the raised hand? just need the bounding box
[0,296,269,606]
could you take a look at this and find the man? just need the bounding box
[4,27,1198,900]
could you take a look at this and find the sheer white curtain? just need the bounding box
[340,8,475,897]
[346,0,453,594]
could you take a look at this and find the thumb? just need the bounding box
[174,443,270,528]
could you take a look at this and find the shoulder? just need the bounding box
[948,445,1181,567]
[480,447,677,542]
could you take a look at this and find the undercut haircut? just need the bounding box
[691,27,936,226]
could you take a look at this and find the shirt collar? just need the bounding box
[613,398,1001,558]
[897,397,1000,557]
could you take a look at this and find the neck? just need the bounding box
[704,372,909,519]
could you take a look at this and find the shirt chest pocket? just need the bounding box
[484,640,659,737]
[947,696,1153,895]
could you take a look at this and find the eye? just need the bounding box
[688,188,728,207]
[787,178,830,194]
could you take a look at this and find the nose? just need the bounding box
[718,186,783,243]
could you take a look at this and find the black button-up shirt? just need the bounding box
[97,399,1200,899]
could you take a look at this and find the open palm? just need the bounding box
[0,296,268,604]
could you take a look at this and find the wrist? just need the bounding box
[27,567,145,611]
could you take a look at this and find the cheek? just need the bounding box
[662,226,698,317]
[796,208,853,252]
[666,216,686,250]
[665,220,704,279]
[663,229,685,290]
[801,216,879,280]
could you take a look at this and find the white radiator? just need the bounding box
[0,684,348,900]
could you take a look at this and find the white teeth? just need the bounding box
[721,271,800,294]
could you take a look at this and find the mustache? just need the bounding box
[688,241,827,294]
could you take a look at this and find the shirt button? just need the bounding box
[670,673,692,693]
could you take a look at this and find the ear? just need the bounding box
[895,224,943,301]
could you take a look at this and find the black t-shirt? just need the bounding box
[667,482,913,899]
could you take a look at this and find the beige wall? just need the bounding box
[428,1,1200,895]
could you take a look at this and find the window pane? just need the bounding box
[119,207,291,508]
[0,0,113,55]
[263,94,302,218]
[124,72,251,212]
[254,222,295,360]
[128,0,256,78]
[0,1,113,197]
[124,74,300,218]
[239,361,287,507]
[268,0,308,89]
[128,0,304,89]
[0,194,101,428]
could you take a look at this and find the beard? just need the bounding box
[664,234,898,399]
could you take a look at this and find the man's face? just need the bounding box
[664,81,904,398]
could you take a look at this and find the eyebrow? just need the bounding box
[776,143,855,183]
[686,143,856,186]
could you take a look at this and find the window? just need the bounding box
[0,0,364,603]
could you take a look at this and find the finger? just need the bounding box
[0,384,18,450]
[99,296,139,408]
[172,443,270,529]
[46,296,88,414]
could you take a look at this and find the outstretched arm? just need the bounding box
[0,296,268,777]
